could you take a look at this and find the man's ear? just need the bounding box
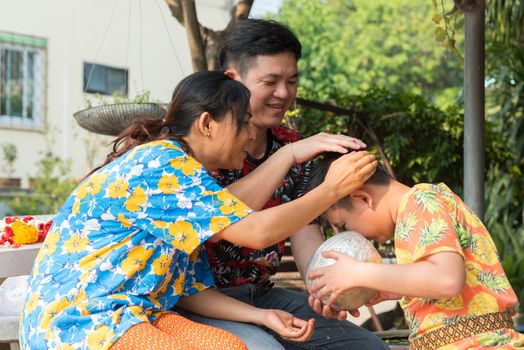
[225,68,241,81]
[349,189,374,209]
[194,111,213,137]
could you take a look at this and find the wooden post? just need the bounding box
[463,0,485,219]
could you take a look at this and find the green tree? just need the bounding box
[1,143,17,178]
[7,152,77,215]
[483,0,524,311]
[273,0,463,105]
[268,0,515,191]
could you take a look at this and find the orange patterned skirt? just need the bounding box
[111,313,247,350]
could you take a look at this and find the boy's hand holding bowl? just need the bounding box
[306,231,382,312]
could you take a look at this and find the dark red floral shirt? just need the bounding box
[206,126,313,288]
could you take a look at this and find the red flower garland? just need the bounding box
[0,216,53,247]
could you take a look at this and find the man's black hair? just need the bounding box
[219,19,302,75]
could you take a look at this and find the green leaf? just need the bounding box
[435,27,446,41]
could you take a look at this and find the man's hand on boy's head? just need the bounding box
[307,295,360,320]
[290,133,366,165]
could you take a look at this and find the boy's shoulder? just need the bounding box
[412,183,456,198]
[403,183,459,212]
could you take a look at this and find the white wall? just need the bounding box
[0,0,231,186]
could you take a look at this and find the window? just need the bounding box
[83,63,128,96]
[0,33,45,128]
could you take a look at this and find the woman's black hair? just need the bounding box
[87,71,250,177]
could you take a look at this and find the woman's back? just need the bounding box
[19,139,251,350]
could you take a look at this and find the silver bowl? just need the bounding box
[73,103,167,136]
[306,231,382,310]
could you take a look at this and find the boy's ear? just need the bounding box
[349,189,374,209]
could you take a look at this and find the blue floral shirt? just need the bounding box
[19,140,252,350]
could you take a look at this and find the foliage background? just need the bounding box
[271,0,524,310]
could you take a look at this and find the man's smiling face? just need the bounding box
[237,51,298,130]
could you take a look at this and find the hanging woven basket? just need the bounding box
[73,102,167,136]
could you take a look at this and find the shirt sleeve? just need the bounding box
[182,245,216,296]
[395,187,464,263]
[131,146,252,256]
[291,161,312,200]
[293,161,321,225]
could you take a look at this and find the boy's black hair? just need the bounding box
[219,19,302,75]
[307,152,392,196]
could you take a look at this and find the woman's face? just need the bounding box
[210,110,253,170]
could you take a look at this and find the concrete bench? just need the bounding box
[0,243,42,350]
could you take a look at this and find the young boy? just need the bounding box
[306,155,524,349]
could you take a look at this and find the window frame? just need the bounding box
[83,62,128,97]
[0,37,45,130]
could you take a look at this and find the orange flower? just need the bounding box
[11,221,39,244]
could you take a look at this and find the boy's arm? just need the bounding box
[308,250,465,307]
[177,288,315,342]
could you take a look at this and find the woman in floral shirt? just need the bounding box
[20,71,377,350]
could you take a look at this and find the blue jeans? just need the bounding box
[176,285,388,350]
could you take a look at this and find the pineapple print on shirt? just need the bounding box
[394,183,521,348]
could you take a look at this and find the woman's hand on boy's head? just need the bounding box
[289,133,366,164]
[261,309,315,342]
[323,151,377,200]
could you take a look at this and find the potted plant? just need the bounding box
[73,90,167,136]
[0,143,21,188]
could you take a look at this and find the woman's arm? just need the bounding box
[177,288,315,342]
[226,133,366,210]
[215,151,377,249]
[308,251,466,305]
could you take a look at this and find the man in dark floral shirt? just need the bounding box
[178,19,388,350]
[208,126,307,288]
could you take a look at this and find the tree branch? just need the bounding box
[232,0,254,20]
[295,97,397,179]
[165,0,254,72]
[180,0,207,71]
[165,0,184,25]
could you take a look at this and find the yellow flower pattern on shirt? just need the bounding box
[76,173,107,199]
[217,190,251,217]
[170,157,202,176]
[63,234,89,253]
[20,140,252,350]
[124,186,147,212]
[394,183,521,348]
[158,174,180,194]
[107,178,129,198]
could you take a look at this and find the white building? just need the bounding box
[0,0,232,187]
